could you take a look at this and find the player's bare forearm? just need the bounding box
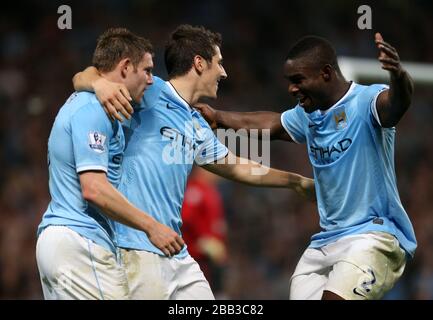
[217,111,284,139]
[80,172,184,256]
[225,162,315,201]
[194,103,292,141]
[80,173,150,231]
[72,66,133,121]
[387,69,414,123]
[72,66,101,92]
[203,155,315,201]
[248,166,316,202]
[375,33,414,127]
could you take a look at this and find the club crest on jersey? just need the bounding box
[88,131,106,153]
[192,118,205,141]
[334,109,347,130]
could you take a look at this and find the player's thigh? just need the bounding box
[290,273,329,300]
[36,226,128,300]
[325,232,406,300]
[289,248,330,300]
[172,255,214,300]
[121,249,168,299]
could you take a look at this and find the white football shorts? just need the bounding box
[36,226,129,300]
[120,248,214,300]
[289,231,406,300]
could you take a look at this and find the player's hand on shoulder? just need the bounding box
[147,220,185,257]
[194,103,218,129]
[375,33,403,77]
[93,77,134,122]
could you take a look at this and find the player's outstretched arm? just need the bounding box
[79,171,184,256]
[375,33,414,128]
[194,103,293,141]
[203,153,315,201]
[73,66,134,122]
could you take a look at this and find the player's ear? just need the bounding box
[193,55,205,75]
[321,64,333,81]
[119,58,132,78]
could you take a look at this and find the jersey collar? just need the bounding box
[319,81,357,115]
[166,81,192,111]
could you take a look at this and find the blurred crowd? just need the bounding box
[0,0,432,299]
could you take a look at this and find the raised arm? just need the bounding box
[80,171,184,256]
[73,66,134,121]
[374,33,414,128]
[194,103,293,141]
[203,153,315,201]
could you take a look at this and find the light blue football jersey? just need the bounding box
[281,82,416,257]
[38,92,125,253]
[115,76,228,258]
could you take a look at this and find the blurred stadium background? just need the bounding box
[0,0,432,299]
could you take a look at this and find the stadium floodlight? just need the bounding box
[338,56,433,85]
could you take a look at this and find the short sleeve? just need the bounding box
[193,117,228,166]
[280,107,307,144]
[70,104,113,173]
[368,84,389,127]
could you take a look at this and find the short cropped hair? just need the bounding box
[92,28,153,72]
[165,24,222,78]
[286,35,341,73]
